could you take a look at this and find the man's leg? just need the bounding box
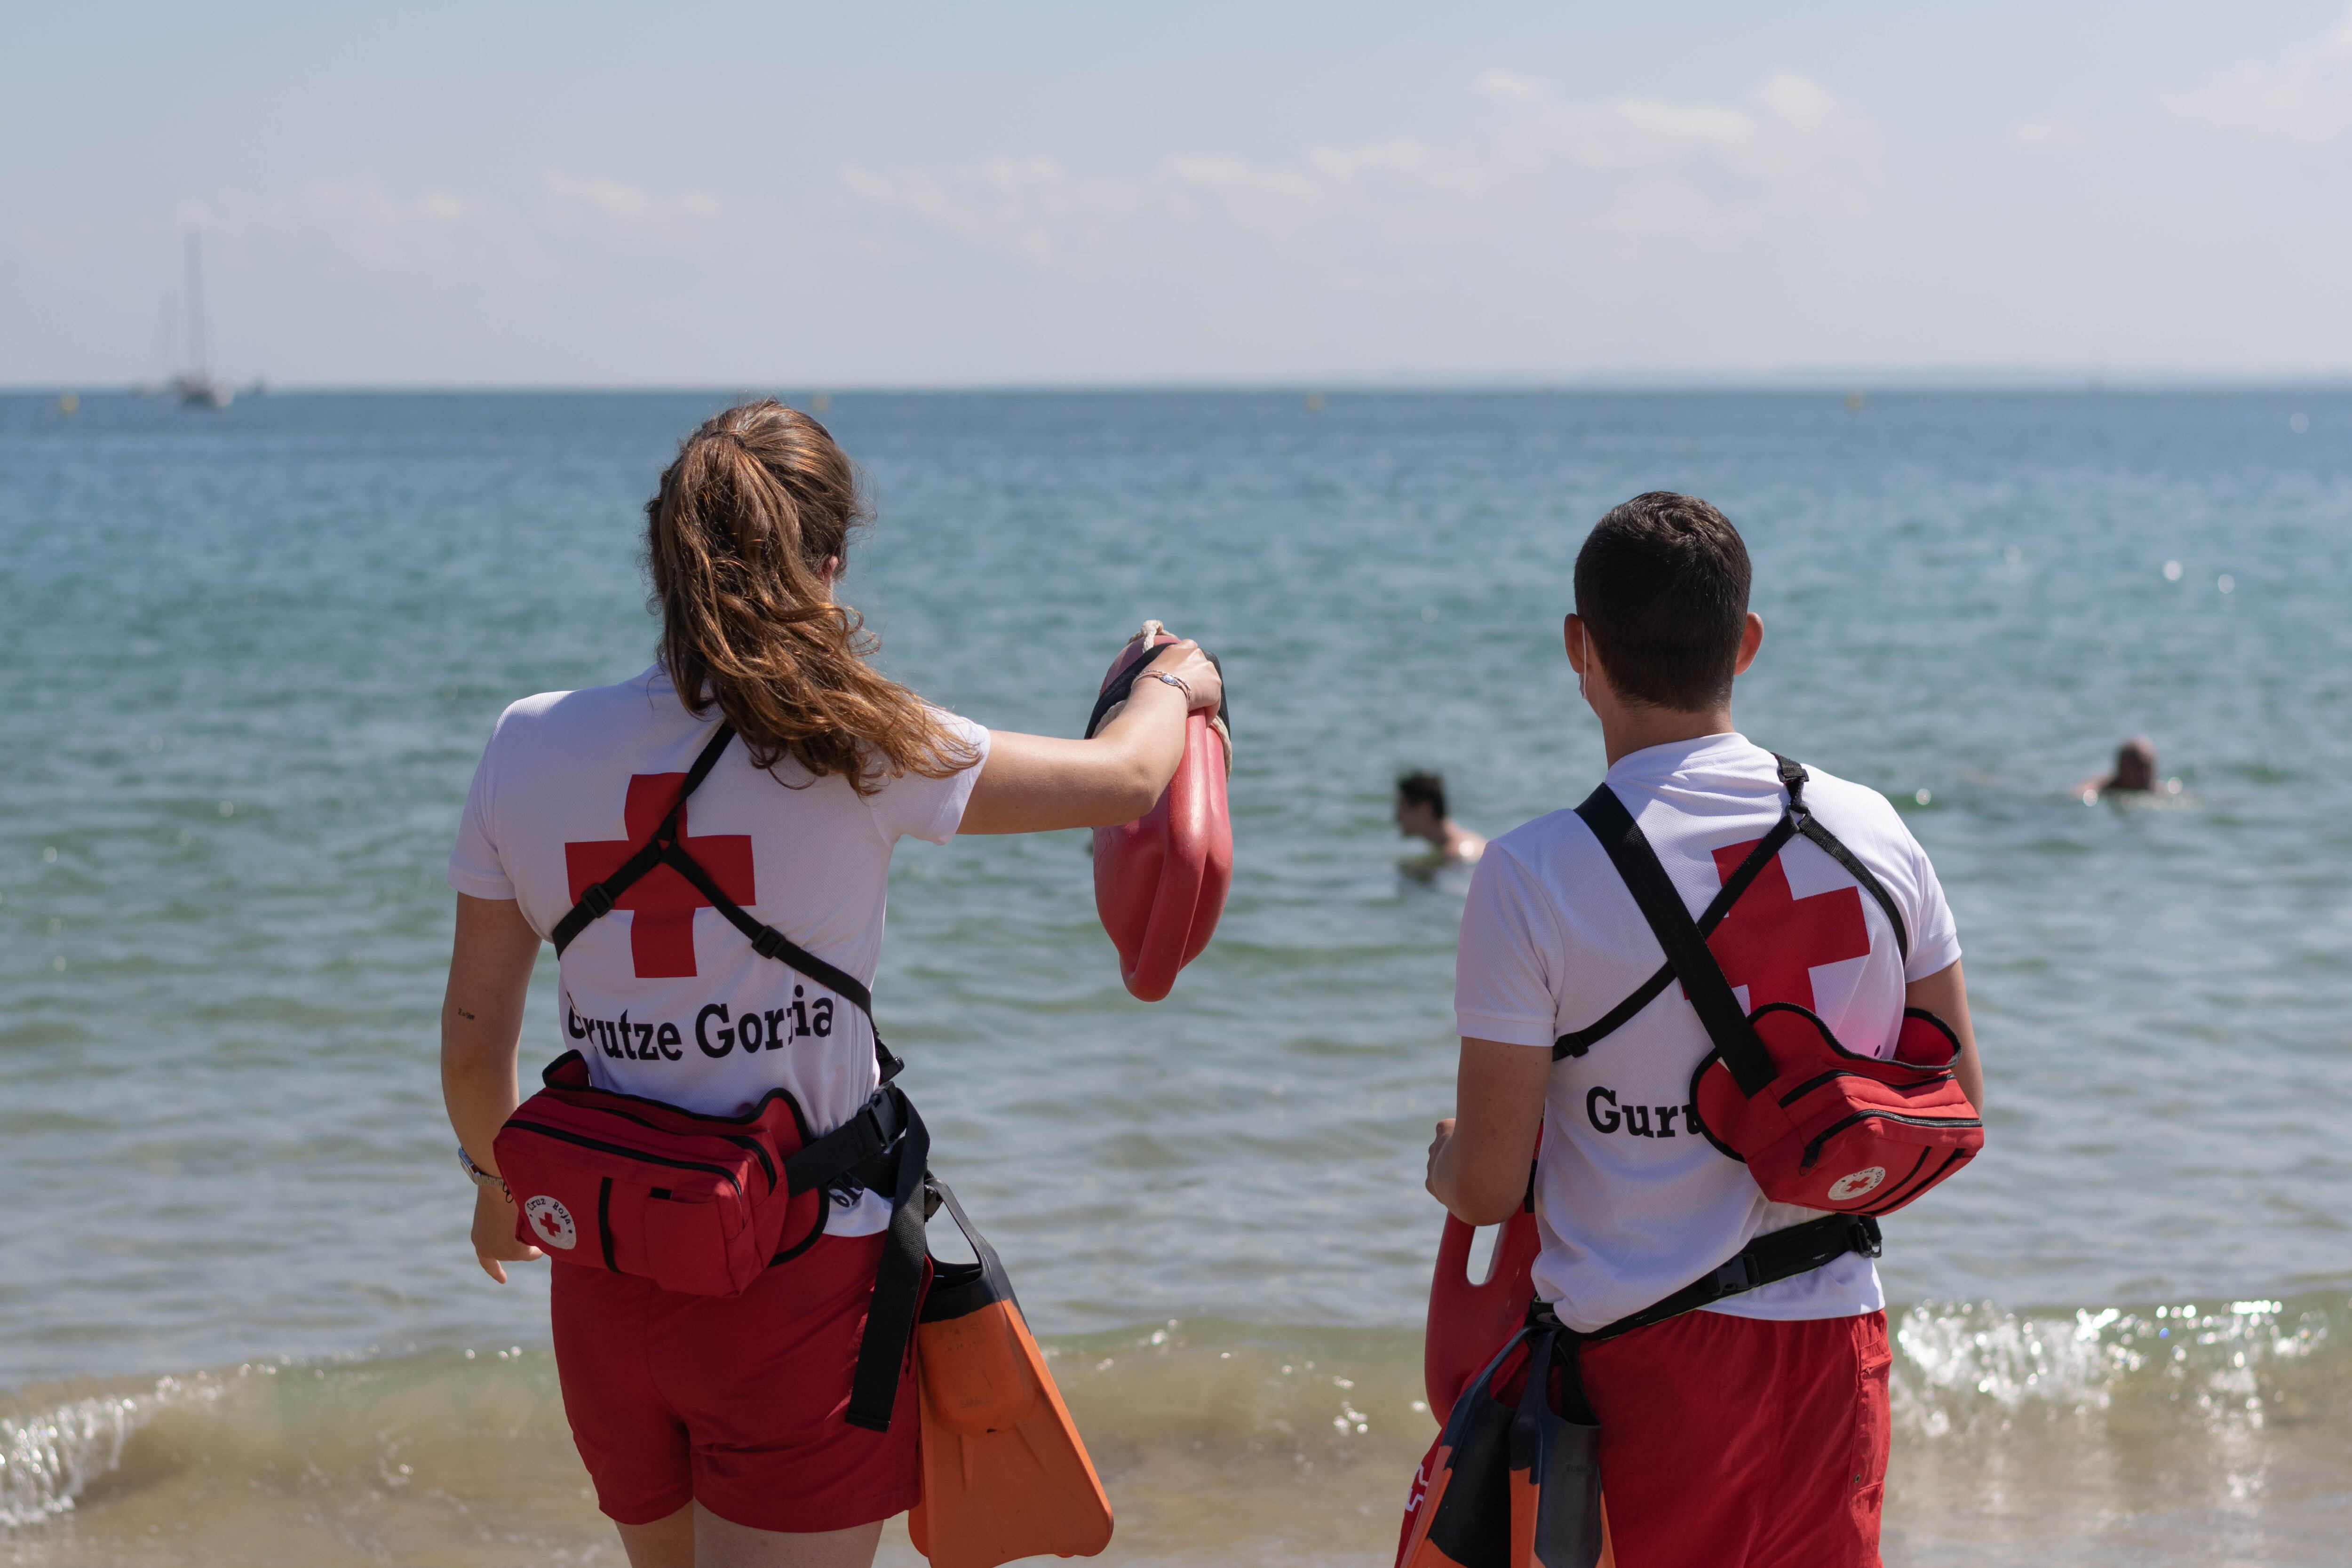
[1578,1310,1891,1568]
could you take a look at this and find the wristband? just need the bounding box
[1136,669,1194,706]
[458,1145,509,1201]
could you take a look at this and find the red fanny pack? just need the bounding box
[1571,756,1984,1216]
[1699,1002,1980,1212]
[494,1051,845,1296]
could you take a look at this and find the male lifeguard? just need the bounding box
[1426,493,1985,1566]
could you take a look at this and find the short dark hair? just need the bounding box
[1573,492,1751,711]
[1397,771,1448,817]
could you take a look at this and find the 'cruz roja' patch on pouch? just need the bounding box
[565,991,835,1062]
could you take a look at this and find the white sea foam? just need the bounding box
[1892,1297,2334,1441]
[1,1390,153,1528]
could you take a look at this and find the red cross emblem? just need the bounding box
[564,773,755,979]
[1702,838,1872,1011]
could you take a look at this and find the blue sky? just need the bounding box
[6,1,2351,385]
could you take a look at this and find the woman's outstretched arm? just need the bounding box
[958,640,1224,835]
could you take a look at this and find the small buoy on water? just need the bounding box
[1844,392,1865,412]
[59,392,78,414]
[810,393,831,413]
[1305,392,1324,412]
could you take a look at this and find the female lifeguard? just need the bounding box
[437,400,1220,1568]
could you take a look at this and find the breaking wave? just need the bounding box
[3,1297,2344,1565]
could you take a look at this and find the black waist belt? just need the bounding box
[1547,1211,1883,1346]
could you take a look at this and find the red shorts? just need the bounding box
[1579,1309,1891,1568]
[549,1232,921,1533]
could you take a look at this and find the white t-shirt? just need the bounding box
[449,665,989,1237]
[1454,733,1961,1333]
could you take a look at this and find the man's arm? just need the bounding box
[441,892,546,1282]
[1425,1038,1552,1226]
[1906,958,1984,1111]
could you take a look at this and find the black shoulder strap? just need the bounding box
[547,721,899,1081]
[1553,813,1800,1057]
[1772,754,1909,962]
[550,723,740,955]
[1552,755,1909,1057]
[1571,784,1777,1096]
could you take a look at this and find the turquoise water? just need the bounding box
[4,389,2349,1562]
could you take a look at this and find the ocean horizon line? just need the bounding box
[10,372,2352,398]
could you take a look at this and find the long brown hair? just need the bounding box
[645,400,975,792]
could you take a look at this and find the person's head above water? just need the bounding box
[1567,492,1764,761]
[646,399,976,793]
[2109,735,2157,792]
[1396,771,1450,843]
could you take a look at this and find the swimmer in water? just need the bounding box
[1396,771,1485,873]
[2078,735,2177,800]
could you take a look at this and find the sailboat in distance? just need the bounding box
[171,231,233,408]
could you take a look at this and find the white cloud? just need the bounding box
[1495,71,1879,198]
[2168,8,2352,144]
[838,69,1880,278]
[303,181,478,226]
[2011,118,2088,149]
[542,170,723,232]
[1306,139,1432,182]
[169,181,497,271]
[1474,69,1545,104]
[841,157,1144,265]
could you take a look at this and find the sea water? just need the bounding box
[2,389,2347,1565]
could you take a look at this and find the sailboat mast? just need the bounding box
[185,231,208,378]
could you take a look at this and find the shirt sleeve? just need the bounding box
[1454,845,1566,1049]
[1897,826,1962,982]
[866,712,992,845]
[446,709,517,901]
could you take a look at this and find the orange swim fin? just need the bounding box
[906,1180,1112,1568]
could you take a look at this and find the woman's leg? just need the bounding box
[692,1503,884,1568]
[615,1503,696,1568]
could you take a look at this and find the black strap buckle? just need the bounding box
[1774,752,1810,808]
[1712,1252,1763,1296]
[856,1093,900,1154]
[581,883,615,918]
[751,926,786,960]
[1848,1215,1884,1259]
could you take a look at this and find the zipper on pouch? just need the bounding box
[549,1104,777,1194]
[1800,1109,1985,1170]
[506,1121,746,1198]
[1779,1067,1953,1107]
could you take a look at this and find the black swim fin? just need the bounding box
[1398,1328,1606,1568]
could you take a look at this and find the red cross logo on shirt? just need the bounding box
[564,773,755,979]
[1702,838,1872,1011]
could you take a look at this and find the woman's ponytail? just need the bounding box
[646,400,975,792]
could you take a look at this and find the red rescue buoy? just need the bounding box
[1087,622,1232,1002]
[1422,1204,1541,1420]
